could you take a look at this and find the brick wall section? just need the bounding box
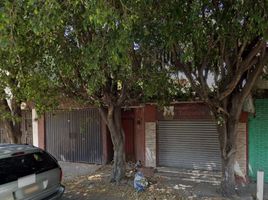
[144,105,157,167]
[157,103,214,121]
[134,105,157,165]
[144,105,157,122]
[239,112,249,123]
[37,115,45,149]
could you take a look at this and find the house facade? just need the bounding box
[129,103,248,178]
[0,102,250,180]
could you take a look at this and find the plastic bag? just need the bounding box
[134,171,148,192]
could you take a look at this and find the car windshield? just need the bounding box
[0,151,58,185]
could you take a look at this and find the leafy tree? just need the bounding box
[0,78,23,144]
[0,0,173,182]
[137,0,268,196]
[0,2,29,144]
[0,1,59,143]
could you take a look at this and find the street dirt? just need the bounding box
[61,165,229,200]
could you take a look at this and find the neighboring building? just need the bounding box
[249,99,268,182]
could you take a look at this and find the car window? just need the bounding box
[0,151,58,185]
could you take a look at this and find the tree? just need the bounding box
[0,1,29,144]
[0,1,59,144]
[0,0,172,182]
[138,0,268,196]
[0,81,23,144]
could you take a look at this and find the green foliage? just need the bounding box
[0,1,57,116]
[1,0,266,114]
[134,0,268,102]
[0,0,179,112]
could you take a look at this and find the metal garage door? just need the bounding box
[158,121,221,171]
[45,108,102,164]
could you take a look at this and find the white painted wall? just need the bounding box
[145,122,156,167]
[32,109,39,147]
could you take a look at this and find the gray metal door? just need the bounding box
[158,121,221,171]
[45,108,102,164]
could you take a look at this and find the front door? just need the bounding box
[122,110,135,161]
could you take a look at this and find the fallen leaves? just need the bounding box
[62,165,228,200]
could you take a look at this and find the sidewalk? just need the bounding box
[59,161,101,181]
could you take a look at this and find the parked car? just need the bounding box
[0,144,64,200]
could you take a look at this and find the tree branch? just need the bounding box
[240,39,265,68]
[198,53,210,99]
[117,82,127,106]
[173,46,196,86]
[218,40,266,101]
[235,40,247,70]
[58,71,97,103]
[99,106,108,124]
[239,48,268,103]
[173,45,211,102]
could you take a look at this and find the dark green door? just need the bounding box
[249,99,268,182]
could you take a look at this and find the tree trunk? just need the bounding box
[1,99,22,144]
[100,105,126,183]
[3,119,22,144]
[111,135,125,182]
[217,115,239,197]
[221,153,236,196]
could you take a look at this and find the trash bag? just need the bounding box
[134,171,148,192]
